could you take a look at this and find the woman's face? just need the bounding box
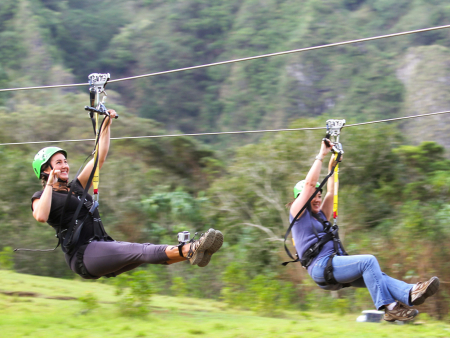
[310,192,322,214]
[45,152,69,181]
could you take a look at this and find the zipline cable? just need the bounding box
[1,24,450,93]
[1,110,449,146]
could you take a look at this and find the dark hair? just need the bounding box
[285,200,295,209]
[285,189,323,209]
[40,163,51,189]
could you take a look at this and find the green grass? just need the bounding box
[1,270,450,338]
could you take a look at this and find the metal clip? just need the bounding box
[326,119,346,138]
[89,200,99,215]
[88,73,110,95]
[326,119,345,154]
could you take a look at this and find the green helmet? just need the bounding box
[293,180,321,198]
[32,147,67,179]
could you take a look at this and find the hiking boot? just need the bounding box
[186,229,215,265]
[383,302,419,322]
[198,230,224,268]
[410,276,440,306]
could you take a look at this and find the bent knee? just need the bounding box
[361,254,378,267]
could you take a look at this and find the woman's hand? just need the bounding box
[105,109,117,125]
[78,109,117,189]
[33,170,58,222]
[102,109,117,128]
[107,109,117,119]
[328,153,343,171]
[319,138,334,157]
[47,169,60,186]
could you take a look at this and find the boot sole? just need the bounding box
[189,229,215,265]
[198,230,224,268]
[411,276,440,306]
[384,309,419,322]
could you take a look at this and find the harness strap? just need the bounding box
[14,143,102,253]
[16,74,113,254]
[178,243,185,258]
[61,154,100,254]
[299,232,334,267]
[74,244,98,279]
[60,116,109,254]
[320,254,351,287]
[313,212,347,256]
[67,196,111,251]
[61,76,113,254]
[282,150,341,266]
[324,254,338,284]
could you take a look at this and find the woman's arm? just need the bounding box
[32,169,58,222]
[78,109,117,189]
[290,139,333,218]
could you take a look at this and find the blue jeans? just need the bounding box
[311,254,414,310]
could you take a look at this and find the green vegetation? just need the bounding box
[1,270,450,338]
[2,0,450,324]
[2,0,450,135]
[113,270,155,317]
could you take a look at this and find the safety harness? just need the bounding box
[60,73,117,256]
[282,119,349,287]
[17,73,118,279]
[66,73,118,278]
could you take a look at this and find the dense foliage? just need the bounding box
[1,0,450,319]
[2,0,450,136]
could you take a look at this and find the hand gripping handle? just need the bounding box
[84,105,119,119]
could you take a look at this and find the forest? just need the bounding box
[2,0,450,319]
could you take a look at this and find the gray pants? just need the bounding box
[69,241,169,278]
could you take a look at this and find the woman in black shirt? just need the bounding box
[31,109,223,279]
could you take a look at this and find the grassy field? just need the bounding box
[1,270,450,338]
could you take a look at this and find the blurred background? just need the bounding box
[1,0,450,320]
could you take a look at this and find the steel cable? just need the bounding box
[1,24,450,92]
[1,110,449,146]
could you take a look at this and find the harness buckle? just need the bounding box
[89,200,99,215]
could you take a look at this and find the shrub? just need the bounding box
[114,269,154,317]
[78,292,99,314]
[0,246,14,270]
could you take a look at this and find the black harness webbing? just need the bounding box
[281,152,341,266]
[59,115,112,255]
[282,153,350,287]
[15,116,109,254]
[16,73,116,258]
[74,244,98,279]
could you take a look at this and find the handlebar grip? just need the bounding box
[84,106,119,119]
[322,138,331,147]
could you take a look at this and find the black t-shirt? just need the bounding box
[31,179,100,255]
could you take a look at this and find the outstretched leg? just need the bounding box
[78,229,223,277]
[332,255,414,309]
[79,241,169,277]
[311,254,439,321]
[311,254,413,309]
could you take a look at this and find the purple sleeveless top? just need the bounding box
[290,209,342,275]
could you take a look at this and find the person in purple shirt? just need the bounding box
[290,138,439,322]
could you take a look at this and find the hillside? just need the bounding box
[1,0,450,320]
[2,0,450,140]
[1,270,449,338]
